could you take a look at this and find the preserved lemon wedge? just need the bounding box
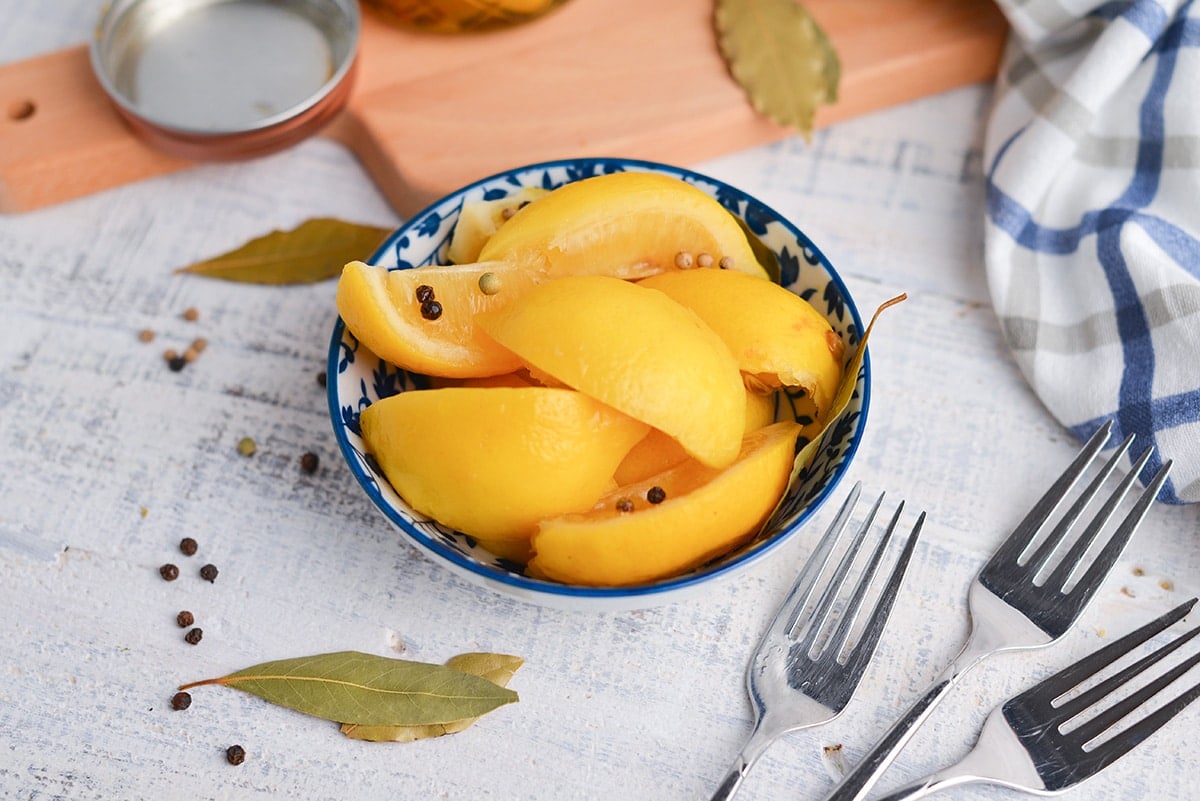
[360,387,649,541]
[480,275,745,469]
[639,268,844,419]
[336,260,538,378]
[528,421,802,586]
[446,187,550,264]
[478,171,768,279]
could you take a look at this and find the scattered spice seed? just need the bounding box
[237,437,257,457]
[316,370,327,388]
[674,251,694,269]
[500,206,517,220]
[1132,566,1145,576]
[226,745,246,766]
[177,610,195,628]
[199,564,219,583]
[646,486,667,504]
[179,537,198,556]
[167,355,187,372]
[478,272,502,296]
[420,300,443,320]
[616,497,635,513]
[697,252,714,268]
[182,307,199,322]
[191,337,208,353]
[300,452,319,474]
[159,563,180,581]
[1120,586,1135,598]
[184,627,203,645]
[163,348,179,363]
[138,328,156,343]
[718,256,733,270]
[171,691,192,711]
[1160,579,1175,591]
[182,347,200,363]
[415,284,435,303]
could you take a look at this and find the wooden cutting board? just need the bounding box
[0,0,1007,215]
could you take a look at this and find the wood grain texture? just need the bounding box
[1,5,1197,800]
[0,0,1005,214]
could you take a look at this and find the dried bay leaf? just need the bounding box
[176,218,391,284]
[341,653,524,742]
[763,294,907,532]
[178,650,518,726]
[715,0,840,136]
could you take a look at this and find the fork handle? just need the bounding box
[817,677,955,801]
[709,723,783,801]
[819,625,998,801]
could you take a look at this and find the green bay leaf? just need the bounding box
[179,650,518,726]
[715,0,841,136]
[176,218,391,284]
[341,653,524,742]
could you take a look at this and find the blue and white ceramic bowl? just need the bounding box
[328,157,868,611]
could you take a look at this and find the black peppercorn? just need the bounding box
[647,486,667,504]
[300,452,319,474]
[226,744,246,765]
[420,300,443,320]
[167,355,187,372]
[171,691,192,711]
[177,610,194,628]
[184,627,203,645]
[316,370,327,388]
[179,537,198,556]
[199,564,218,583]
[415,284,435,303]
[159,563,179,581]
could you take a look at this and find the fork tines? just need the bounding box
[1004,598,1200,790]
[773,482,924,699]
[980,420,1174,638]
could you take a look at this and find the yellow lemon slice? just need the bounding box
[528,421,802,586]
[638,268,845,419]
[446,187,550,265]
[336,260,541,378]
[613,387,777,486]
[360,387,649,542]
[480,274,745,469]
[477,171,768,279]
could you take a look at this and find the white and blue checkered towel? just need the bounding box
[985,0,1200,503]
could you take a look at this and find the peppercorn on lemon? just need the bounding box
[479,274,745,469]
[477,171,769,280]
[360,387,649,541]
[527,421,802,586]
[337,260,541,378]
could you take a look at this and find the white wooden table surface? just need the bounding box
[2,4,1198,800]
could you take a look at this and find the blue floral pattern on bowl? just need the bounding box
[327,157,869,609]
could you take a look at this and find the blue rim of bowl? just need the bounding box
[327,156,871,602]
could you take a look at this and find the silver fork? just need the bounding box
[822,420,1174,801]
[709,482,924,801]
[875,597,1200,800]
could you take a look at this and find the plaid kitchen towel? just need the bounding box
[984,0,1200,503]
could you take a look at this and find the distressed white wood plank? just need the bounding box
[1,4,1198,800]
